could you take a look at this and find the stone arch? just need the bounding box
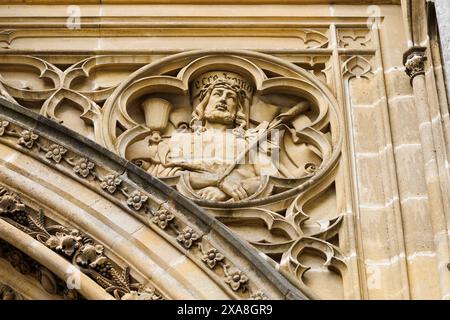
[0,96,311,300]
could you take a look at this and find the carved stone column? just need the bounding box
[403,46,450,299]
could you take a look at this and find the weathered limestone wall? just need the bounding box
[0,1,448,300]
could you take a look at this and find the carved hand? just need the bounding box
[197,186,228,201]
[219,176,248,201]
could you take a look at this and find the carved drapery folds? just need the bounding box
[0,50,345,298]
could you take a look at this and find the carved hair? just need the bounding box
[190,79,247,136]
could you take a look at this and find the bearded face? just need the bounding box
[203,87,238,125]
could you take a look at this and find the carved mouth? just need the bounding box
[215,104,228,111]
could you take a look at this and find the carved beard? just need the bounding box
[203,108,235,125]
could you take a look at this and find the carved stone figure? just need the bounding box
[136,71,316,202]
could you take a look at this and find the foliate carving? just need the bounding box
[76,244,108,268]
[45,144,68,163]
[125,190,148,211]
[0,188,26,214]
[73,158,95,178]
[225,270,249,292]
[198,243,250,293]
[100,174,123,194]
[250,290,268,300]
[0,119,154,226]
[121,285,162,300]
[0,284,23,300]
[0,239,80,300]
[0,120,9,136]
[0,186,165,300]
[152,204,175,229]
[95,266,163,300]
[45,229,82,256]
[176,227,200,249]
[18,130,39,149]
[404,52,427,79]
[0,113,268,298]
[201,248,225,269]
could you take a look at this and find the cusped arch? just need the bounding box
[100,50,343,209]
[101,50,343,150]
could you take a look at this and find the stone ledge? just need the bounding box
[0,0,400,5]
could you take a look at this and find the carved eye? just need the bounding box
[226,93,236,100]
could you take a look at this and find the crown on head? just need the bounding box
[190,71,254,102]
